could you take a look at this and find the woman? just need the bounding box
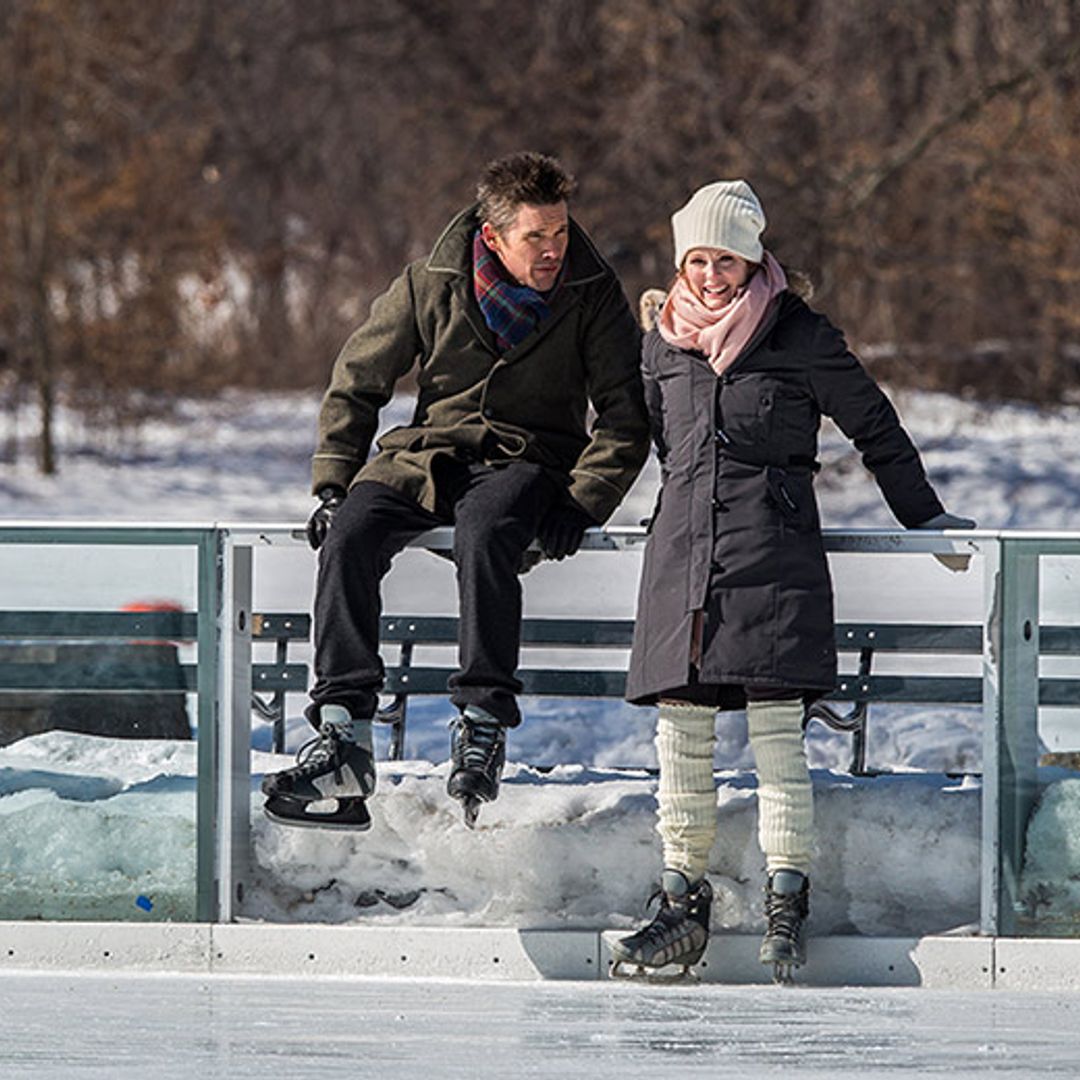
[612,180,972,981]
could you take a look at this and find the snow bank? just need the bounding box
[0,731,985,936]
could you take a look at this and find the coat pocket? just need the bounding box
[766,466,818,532]
[717,374,777,448]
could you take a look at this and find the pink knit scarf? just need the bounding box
[658,251,788,375]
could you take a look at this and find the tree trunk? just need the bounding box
[29,277,55,476]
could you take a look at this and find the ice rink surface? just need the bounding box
[4,972,1080,1079]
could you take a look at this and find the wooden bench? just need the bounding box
[376,615,1080,774]
[6,607,1078,775]
[376,615,634,760]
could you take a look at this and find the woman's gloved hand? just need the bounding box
[914,510,977,571]
[916,511,977,530]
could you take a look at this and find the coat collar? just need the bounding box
[425,204,610,288]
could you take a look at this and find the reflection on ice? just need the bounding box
[3,972,1080,1078]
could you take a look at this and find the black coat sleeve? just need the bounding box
[805,314,944,527]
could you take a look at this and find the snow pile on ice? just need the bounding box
[0,738,197,920]
[0,731,984,935]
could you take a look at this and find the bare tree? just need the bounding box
[4,0,1080,475]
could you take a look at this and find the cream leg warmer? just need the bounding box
[655,701,717,881]
[747,698,813,875]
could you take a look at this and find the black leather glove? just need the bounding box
[306,485,347,550]
[537,495,596,561]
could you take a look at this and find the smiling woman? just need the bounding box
[613,176,975,984]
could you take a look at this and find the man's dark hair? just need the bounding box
[476,152,576,233]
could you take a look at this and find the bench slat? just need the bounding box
[384,668,1080,706]
[385,666,628,697]
[250,663,310,691]
[833,624,982,652]
[252,613,311,640]
[0,610,316,642]
[1038,678,1080,706]
[381,615,637,647]
[825,674,983,704]
[0,661,196,691]
[1039,627,1080,654]
[378,619,996,652]
[0,662,306,693]
[0,611,198,639]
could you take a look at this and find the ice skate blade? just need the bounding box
[263,794,371,831]
[770,961,801,986]
[610,959,700,983]
[458,796,483,829]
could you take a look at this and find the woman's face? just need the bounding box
[682,247,753,310]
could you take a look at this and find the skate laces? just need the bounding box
[764,884,808,941]
[637,897,683,945]
[632,882,703,947]
[453,717,504,771]
[290,723,349,783]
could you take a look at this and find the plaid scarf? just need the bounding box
[472,230,560,351]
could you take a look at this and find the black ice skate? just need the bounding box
[759,869,810,984]
[610,870,713,979]
[261,705,376,830]
[446,707,506,828]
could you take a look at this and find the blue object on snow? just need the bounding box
[135,895,153,912]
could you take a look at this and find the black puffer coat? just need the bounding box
[624,291,944,707]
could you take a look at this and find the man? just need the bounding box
[262,152,649,829]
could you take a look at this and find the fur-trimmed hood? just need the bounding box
[637,266,814,331]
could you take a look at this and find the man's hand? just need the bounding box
[537,495,597,561]
[306,485,347,550]
[914,510,977,572]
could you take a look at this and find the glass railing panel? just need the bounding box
[0,533,201,921]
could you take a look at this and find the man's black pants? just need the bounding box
[308,461,561,729]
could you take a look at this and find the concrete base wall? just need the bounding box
[0,922,1073,989]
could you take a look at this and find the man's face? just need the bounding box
[481,202,569,292]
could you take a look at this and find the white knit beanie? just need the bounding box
[671,179,766,267]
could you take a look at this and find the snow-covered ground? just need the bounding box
[1,387,1079,938]
[3,383,1080,529]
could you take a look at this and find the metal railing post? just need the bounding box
[982,538,1040,935]
[217,534,253,922]
[195,528,224,922]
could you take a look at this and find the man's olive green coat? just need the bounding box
[312,206,649,524]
